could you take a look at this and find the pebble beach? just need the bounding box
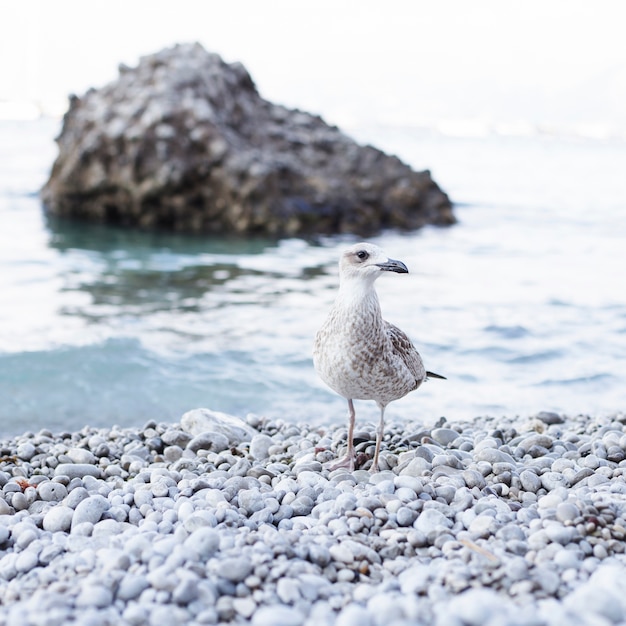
[2,408,626,626]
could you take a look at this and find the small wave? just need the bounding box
[507,350,563,364]
[537,373,614,387]
[483,324,530,339]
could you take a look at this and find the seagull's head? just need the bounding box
[339,243,408,285]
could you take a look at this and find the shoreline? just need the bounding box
[1,408,626,625]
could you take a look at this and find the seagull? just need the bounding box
[313,242,445,472]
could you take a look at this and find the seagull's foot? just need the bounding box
[325,454,355,472]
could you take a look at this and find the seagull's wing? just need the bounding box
[384,321,426,384]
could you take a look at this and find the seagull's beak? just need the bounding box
[376,258,408,273]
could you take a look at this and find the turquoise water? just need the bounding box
[1,119,625,435]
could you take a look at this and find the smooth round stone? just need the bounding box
[15,550,39,573]
[55,464,102,480]
[580,454,601,469]
[16,443,36,461]
[556,502,580,522]
[75,584,114,608]
[544,522,576,545]
[71,495,110,529]
[518,433,554,452]
[538,489,568,508]
[308,544,331,567]
[252,606,304,626]
[290,496,315,516]
[276,578,301,604]
[462,469,486,489]
[397,507,417,527]
[233,597,257,619]
[38,481,69,502]
[43,505,74,532]
[393,475,423,493]
[237,489,265,514]
[587,474,610,487]
[399,457,431,476]
[593,544,608,559]
[329,544,354,564]
[394,487,417,502]
[553,549,582,570]
[187,432,229,453]
[13,524,38,549]
[183,511,218,532]
[447,588,508,625]
[0,499,11,515]
[536,411,564,425]
[163,446,184,462]
[541,472,569,491]
[414,447,435,462]
[527,529,549,551]
[64,486,89,509]
[151,480,170,498]
[180,408,255,444]
[172,578,199,604]
[133,489,153,508]
[249,434,273,460]
[475,448,515,464]
[468,514,498,538]
[432,454,461,469]
[11,492,29,511]
[219,556,252,583]
[161,429,193,447]
[431,428,460,446]
[414,508,453,540]
[66,448,97,465]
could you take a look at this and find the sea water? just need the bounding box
[0,118,624,435]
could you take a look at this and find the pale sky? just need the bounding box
[1,0,625,135]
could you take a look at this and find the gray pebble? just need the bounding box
[43,505,74,533]
[541,472,569,491]
[15,550,39,573]
[219,556,252,583]
[519,470,542,493]
[38,481,69,502]
[55,464,102,480]
[184,527,220,558]
[187,432,230,453]
[161,429,193,447]
[75,584,114,608]
[556,502,579,523]
[66,447,97,464]
[276,577,301,604]
[414,508,453,540]
[71,494,110,529]
[250,434,273,460]
[16,442,36,461]
[252,606,304,626]
[431,428,460,446]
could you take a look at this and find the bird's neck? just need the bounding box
[335,278,381,315]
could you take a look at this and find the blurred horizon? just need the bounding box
[1,0,625,140]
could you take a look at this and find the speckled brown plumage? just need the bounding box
[314,242,445,471]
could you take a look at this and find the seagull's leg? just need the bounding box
[371,404,386,472]
[346,398,356,467]
[327,399,356,471]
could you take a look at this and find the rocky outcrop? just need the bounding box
[42,43,455,236]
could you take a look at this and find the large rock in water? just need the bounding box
[42,43,454,236]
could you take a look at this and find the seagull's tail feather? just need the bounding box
[426,371,446,380]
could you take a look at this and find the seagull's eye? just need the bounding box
[356,250,369,261]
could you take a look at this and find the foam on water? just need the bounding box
[0,119,625,435]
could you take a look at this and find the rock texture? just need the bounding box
[42,43,455,236]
